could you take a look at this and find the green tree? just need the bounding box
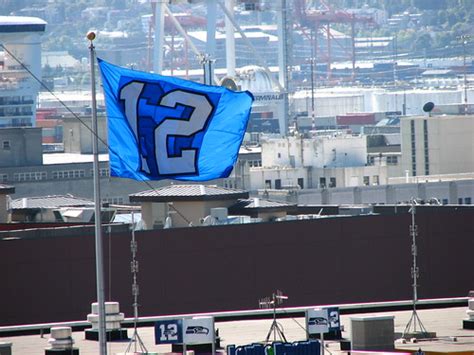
[412,33,433,52]
[434,31,455,48]
[414,0,446,10]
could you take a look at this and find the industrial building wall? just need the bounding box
[297,180,474,205]
[1,209,473,326]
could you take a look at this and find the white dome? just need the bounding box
[236,65,277,93]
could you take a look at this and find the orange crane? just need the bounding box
[294,0,374,82]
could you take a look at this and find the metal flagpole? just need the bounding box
[87,31,108,355]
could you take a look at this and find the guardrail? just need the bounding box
[0,296,467,337]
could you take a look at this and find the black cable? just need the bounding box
[280,307,308,335]
[0,43,192,225]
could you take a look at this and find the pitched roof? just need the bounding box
[11,195,94,210]
[129,184,249,202]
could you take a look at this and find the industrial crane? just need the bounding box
[294,0,375,82]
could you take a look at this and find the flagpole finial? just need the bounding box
[86,31,96,42]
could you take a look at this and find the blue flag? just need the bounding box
[98,59,253,181]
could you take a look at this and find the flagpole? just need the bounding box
[87,31,108,355]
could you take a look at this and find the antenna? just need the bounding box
[402,198,430,339]
[259,290,288,343]
[125,210,149,353]
[422,102,434,117]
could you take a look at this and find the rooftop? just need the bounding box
[129,184,249,202]
[10,195,94,210]
[0,16,46,33]
[0,304,471,355]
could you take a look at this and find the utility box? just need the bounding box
[351,315,395,351]
[210,207,228,222]
[0,342,11,355]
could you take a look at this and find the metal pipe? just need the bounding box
[310,28,315,129]
[153,0,166,73]
[225,0,236,76]
[217,0,283,91]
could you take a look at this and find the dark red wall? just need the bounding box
[1,209,473,326]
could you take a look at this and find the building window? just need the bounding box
[368,156,375,165]
[410,120,417,176]
[319,177,326,188]
[458,198,463,204]
[13,172,46,182]
[224,179,235,189]
[275,179,281,189]
[248,160,262,168]
[265,179,271,189]
[297,178,304,189]
[53,170,85,179]
[99,168,109,177]
[0,174,7,182]
[102,197,124,205]
[363,176,370,186]
[2,141,10,150]
[465,197,472,205]
[277,153,281,158]
[372,175,380,185]
[387,156,398,165]
[89,168,110,177]
[442,198,448,205]
[329,177,336,188]
[423,120,429,175]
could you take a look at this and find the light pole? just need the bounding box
[462,36,468,114]
[310,28,315,130]
[87,31,107,355]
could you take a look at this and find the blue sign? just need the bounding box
[154,319,183,344]
[326,307,340,331]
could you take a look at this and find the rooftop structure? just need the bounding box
[260,134,368,169]
[10,195,94,210]
[130,184,249,202]
[228,197,296,221]
[130,184,250,228]
[0,183,14,223]
[0,16,46,127]
[233,65,284,134]
[10,194,98,223]
[400,114,474,177]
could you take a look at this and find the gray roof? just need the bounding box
[384,134,401,146]
[421,69,453,76]
[0,16,46,33]
[229,198,296,212]
[11,195,94,210]
[129,185,249,202]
